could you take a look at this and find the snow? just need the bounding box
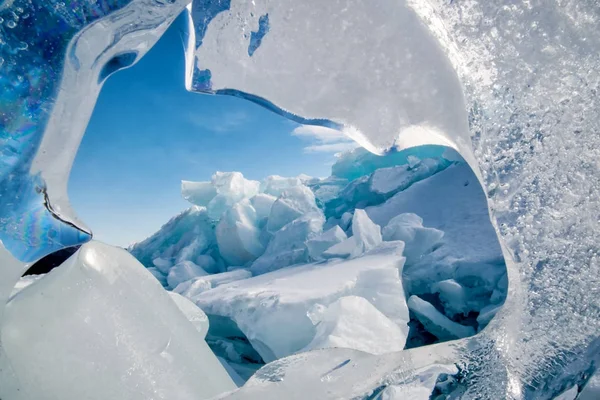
[407,295,475,340]
[167,260,208,290]
[301,296,407,355]
[193,244,408,362]
[323,209,382,259]
[2,241,236,399]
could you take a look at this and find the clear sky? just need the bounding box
[68,14,356,247]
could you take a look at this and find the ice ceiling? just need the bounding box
[0,0,599,399]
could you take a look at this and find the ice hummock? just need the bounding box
[301,296,407,355]
[2,241,236,400]
[193,242,409,362]
[128,152,505,377]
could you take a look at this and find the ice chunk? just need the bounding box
[206,172,261,219]
[251,213,324,275]
[331,148,452,181]
[147,266,168,286]
[267,185,321,232]
[250,193,277,223]
[167,260,208,290]
[9,275,44,300]
[579,372,600,400]
[195,244,408,361]
[260,175,303,197]
[554,386,578,400]
[216,200,265,266]
[366,164,505,298]
[340,211,353,231]
[379,364,459,400]
[1,241,235,399]
[217,357,246,388]
[323,209,381,259]
[430,279,469,317]
[195,254,218,272]
[476,303,503,328]
[175,269,253,299]
[382,213,444,264]
[130,207,220,273]
[168,292,209,339]
[152,257,172,274]
[181,180,217,207]
[302,296,407,355]
[306,226,347,260]
[370,158,449,196]
[407,295,475,341]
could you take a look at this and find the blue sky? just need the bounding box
[69,14,356,247]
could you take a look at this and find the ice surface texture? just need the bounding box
[1,241,236,399]
[1,0,599,399]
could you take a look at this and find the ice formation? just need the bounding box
[1,0,599,398]
[1,242,236,399]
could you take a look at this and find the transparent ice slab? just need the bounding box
[0,0,599,398]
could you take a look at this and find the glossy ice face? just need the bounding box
[1,0,600,398]
[0,0,189,264]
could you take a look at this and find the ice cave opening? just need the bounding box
[9,16,503,387]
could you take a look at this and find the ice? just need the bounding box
[206,172,261,219]
[302,296,407,355]
[260,175,303,197]
[148,266,168,286]
[3,0,600,396]
[366,164,505,297]
[130,206,222,274]
[194,244,408,362]
[181,180,218,207]
[382,213,444,264]
[168,291,209,339]
[476,304,503,329]
[407,295,475,341]
[174,269,253,299]
[306,226,347,260]
[430,279,470,317]
[323,209,382,259]
[379,364,459,400]
[579,372,600,400]
[553,386,578,400]
[152,257,173,274]
[370,157,449,196]
[251,212,324,275]
[266,185,321,232]
[1,241,235,400]
[166,260,208,290]
[217,357,246,388]
[216,200,265,266]
[249,194,276,224]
